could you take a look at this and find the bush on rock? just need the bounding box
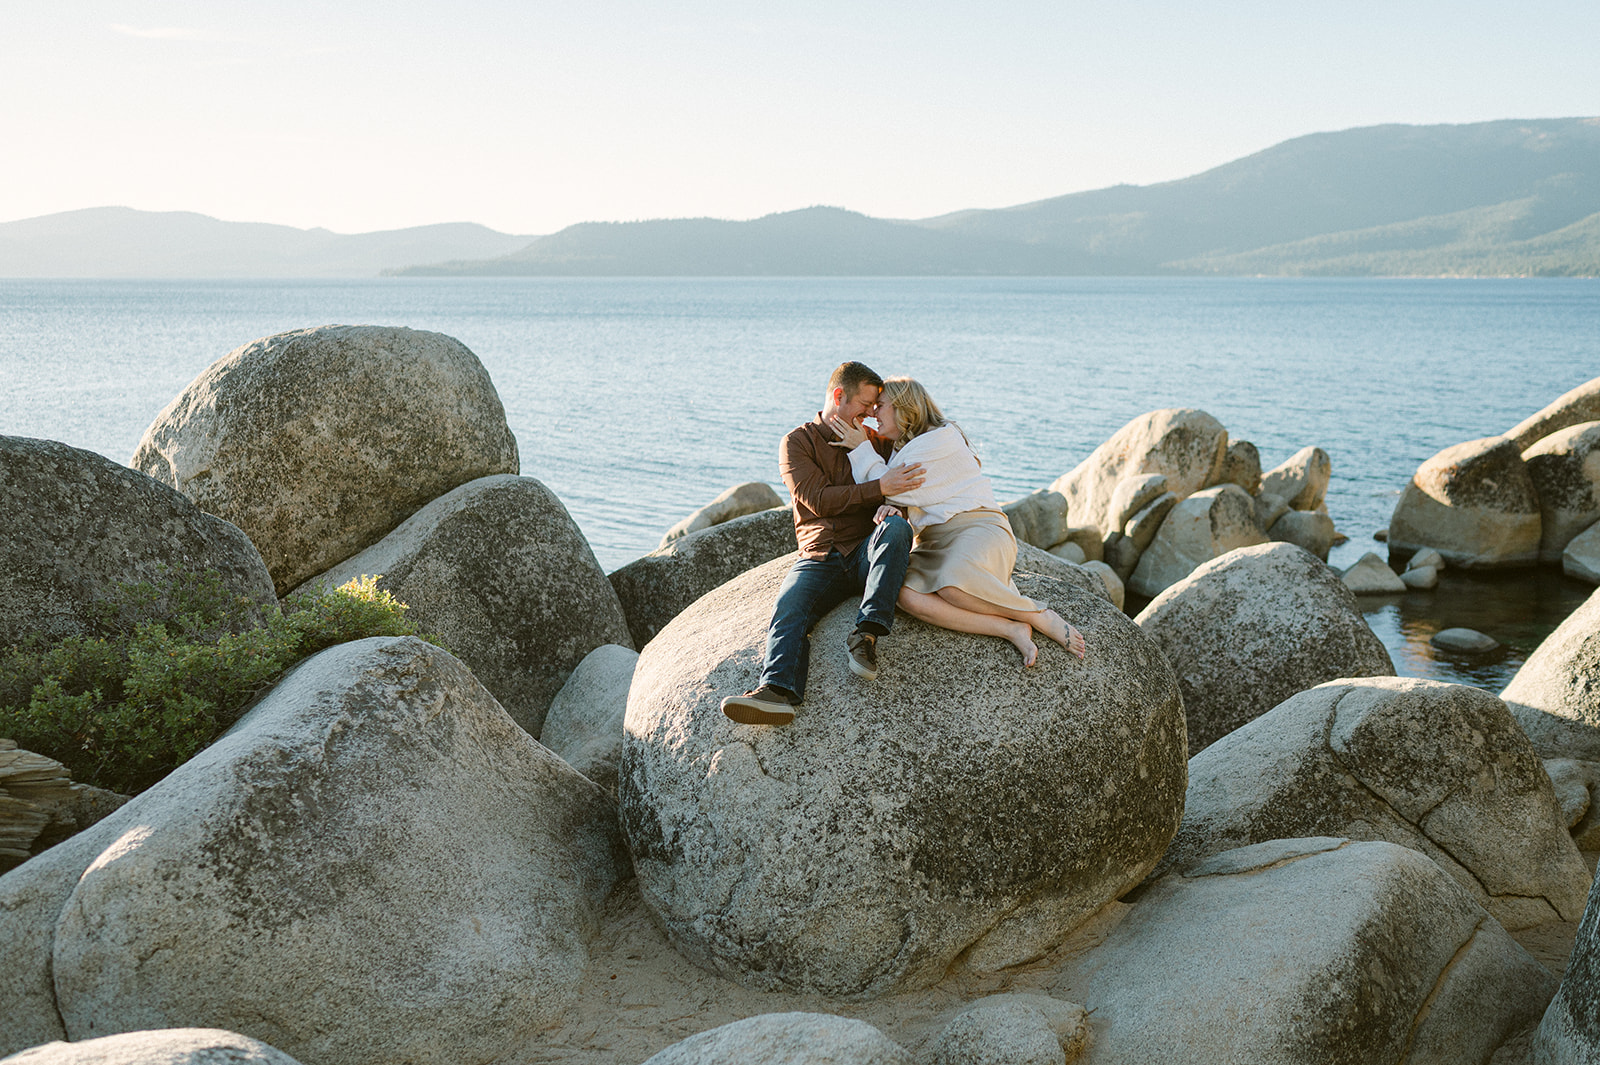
[619,555,1186,998]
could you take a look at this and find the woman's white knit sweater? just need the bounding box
[847,424,999,534]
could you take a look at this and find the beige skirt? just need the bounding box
[905,508,1043,614]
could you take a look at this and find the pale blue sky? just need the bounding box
[3,1,1597,234]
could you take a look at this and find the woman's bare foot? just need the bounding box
[1005,621,1039,666]
[1035,609,1087,659]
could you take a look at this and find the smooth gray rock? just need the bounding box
[1400,564,1439,589]
[1509,374,1600,450]
[0,1029,304,1065]
[1128,484,1269,600]
[1123,491,1177,553]
[132,325,520,596]
[1002,490,1072,550]
[1108,474,1169,533]
[1072,839,1557,1065]
[1407,547,1446,572]
[292,475,632,736]
[1433,627,1500,654]
[1058,526,1104,562]
[1080,560,1125,612]
[1218,439,1262,495]
[1157,677,1591,929]
[540,643,638,792]
[0,637,625,1065]
[1524,421,1600,563]
[0,436,275,647]
[1342,552,1407,594]
[611,506,797,647]
[1049,409,1228,541]
[1259,445,1331,511]
[1533,866,1600,1064]
[1565,521,1600,585]
[1503,587,1600,760]
[640,1013,910,1065]
[1267,507,1337,561]
[927,995,1088,1065]
[1388,436,1542,569]
[1544,758,1594,829]
[1253,491,1291,533]
[1135,543,1394,755]
[1102,532,1140,583]
[619,556,1186,997]
[660,481,784,546]
[1048,541,1087,564]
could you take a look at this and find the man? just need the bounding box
[721,362,925,725]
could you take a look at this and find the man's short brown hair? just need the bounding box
[827,361,883,398]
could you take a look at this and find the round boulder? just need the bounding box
[1388,436,1541,569]
[1508,374,1600,450]
[0,436,275,647]
[1135,543,1394,754]
[1259,445,1331,511]
[293,475,632,736]
[1127,484,1267,599]
[660,482,784,546]
[0,1029,305,1065]
[1049,409,1227,539]
[640,1014,910,1065]
[1267,508,1336,561]
[1503,587,1600,760]
[1524,421,1600,562]
[132,325,520,596]
[619,556,1186,997]
[540,643,639,791]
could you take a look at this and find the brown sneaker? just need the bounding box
[846,630,878,680]
[721,685,800,726]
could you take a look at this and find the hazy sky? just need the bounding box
[4,1,1598,235]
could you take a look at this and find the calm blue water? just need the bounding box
[3,276,1596,685]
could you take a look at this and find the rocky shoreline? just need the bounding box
[3,324,1600,1065]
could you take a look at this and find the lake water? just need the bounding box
[2,276,1596,688]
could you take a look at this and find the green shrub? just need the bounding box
[0,570,442,795]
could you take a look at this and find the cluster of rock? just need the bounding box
[1388,375,1600,582]
[10,328,1600,1065]
[1000,409,1341,603]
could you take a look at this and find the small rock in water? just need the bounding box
[1375,527,1389,542]
[1400,565,1438,590]
[1341,553,1406,595]
[1431,627,1500,654]
[1407,547,1446,572]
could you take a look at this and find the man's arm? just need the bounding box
[781,430,886,518]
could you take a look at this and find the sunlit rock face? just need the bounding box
[1387,436,1541,569]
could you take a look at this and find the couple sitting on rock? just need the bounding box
[722,361,1087,725]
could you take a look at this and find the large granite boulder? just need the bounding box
[619,556,1186,997]
[1049,409,1227,540]
[1135,544,1394,755]
[640,1010,915,1061]
[660,482,784,546]
[640,1014,910,1065]
[1001,490,1072,551]
[610,507,797,646]
[1259,445,1331,511]
[539,643,638,791]
[293,475,631,736]
[1155,677,1590,929]
[132,326,520,596]
[1502,587,1600,761]
[0,1029,304,1065]
[1127,484,1267,599]
[0,436,275,647]
[1069,838,1556,1065]
[1387,436,1541,568]
[0,637,625,1064]
[1533,869,1600,1064]
[1567,521,1600,584]
[1509,374,1600,450]
[1524,421,1600,562]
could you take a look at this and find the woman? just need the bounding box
[829,377,1086,666]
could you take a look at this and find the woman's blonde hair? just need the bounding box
[880,376,974,455]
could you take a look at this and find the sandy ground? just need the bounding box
[507,851,1600,1065]
[505,877,1129,1065]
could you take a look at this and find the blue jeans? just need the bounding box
[759,516,913,699]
